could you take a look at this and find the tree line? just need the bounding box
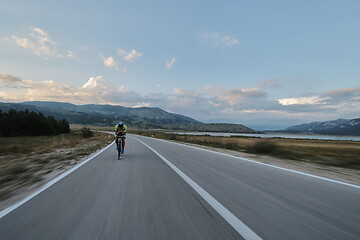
[0,109,70,137]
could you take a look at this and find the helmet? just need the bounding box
[118,122,123,125]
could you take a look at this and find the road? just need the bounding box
[0,134,359,239]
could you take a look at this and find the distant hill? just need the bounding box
[0,101,254,133]
[184,123,256,133]
[281,118,360,136]
[317,118,360,136]
[285,119,349,132]
[0,101,201,128]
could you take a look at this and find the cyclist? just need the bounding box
[115,122,127,154]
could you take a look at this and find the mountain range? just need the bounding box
[1,101,358,135]
[280,118,360,136]
[0,101,255,133]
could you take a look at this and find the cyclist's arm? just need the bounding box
[115,125,121,135]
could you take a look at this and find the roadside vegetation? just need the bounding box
[132,129,360,170]
[0,127,113,206]
[0,109,70,136]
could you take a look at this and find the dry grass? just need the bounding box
[0,129,113,204]
[134,130,360,170]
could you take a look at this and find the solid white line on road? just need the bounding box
[140,135,360,190]
[136,138,263,240]
[0,142,114,219]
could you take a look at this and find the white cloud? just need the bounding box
[1,73,359,129]
[118,49,142,61]
[133,102,151,108]
[199,31,240,47]
[278,97,326,105]
[10,27,75,59]
[165,58,177,69]
[67,50,77,59]
[0,75,141,105]
[103,56,117,67]
[101,56,127,72]
[82,76,103,88]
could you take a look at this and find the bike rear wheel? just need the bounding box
[117,140,122,160]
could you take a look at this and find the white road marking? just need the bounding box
[140,135,360,190]
[136,138,263,240]
[0,142,114,219]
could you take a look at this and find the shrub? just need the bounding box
[81,127,93,138]
[0,109,70,136]
[247,140,279,154]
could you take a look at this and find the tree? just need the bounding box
[0,109,71,137]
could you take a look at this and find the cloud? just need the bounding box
[66,50,77,59]
[165,58,177,69]
[102,49,142,71]
[10,27,75,59]
[82,76,102,88]
[1,73,359,129]
[323,87,360,101]
[199,31,240,47]
[0,73,22,84]
[278,97,326,106]
[118,49,142,61]
[103,56,117,67]
[101,56,127,72]
[0,74,142,105]
[217,88,267,106]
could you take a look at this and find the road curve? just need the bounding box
[0,134,359,240]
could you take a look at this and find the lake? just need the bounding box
[168,132,360,141]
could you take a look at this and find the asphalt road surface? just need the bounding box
[0,134,359,240]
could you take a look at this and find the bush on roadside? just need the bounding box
[81,127,93,138]
[0,109,70,137]
[246,140,279,154]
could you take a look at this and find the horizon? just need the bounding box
[1,1,359,130]
[1,100,356,131]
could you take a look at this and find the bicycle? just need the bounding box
[116,132,125,160]
[117,137,122,160]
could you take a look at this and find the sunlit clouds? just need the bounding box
[118,49,142,61]
[0,74,140,106]
[10,27,75,59]
[103,56,117,68]
[1,73,359,126]
[165,58,177,69]
[0,73,22,84]
[198,31,240,47]
[0,71,359,129]
[278,97,325,106]
[101,49,142,71]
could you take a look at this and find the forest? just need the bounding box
[0,109,70,137]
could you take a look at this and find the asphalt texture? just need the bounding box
[0,134,359,240]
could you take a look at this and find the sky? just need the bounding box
[0,0,359,130]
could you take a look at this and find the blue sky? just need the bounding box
[1,0,359,130]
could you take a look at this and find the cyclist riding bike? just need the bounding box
[115,122,127,154]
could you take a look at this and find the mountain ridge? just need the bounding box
[280,118,360,136]
[0,101,255,133]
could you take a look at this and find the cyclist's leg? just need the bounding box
[115,136,119,147]
[121,136,125,150]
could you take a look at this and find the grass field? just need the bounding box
[132,130,360,170]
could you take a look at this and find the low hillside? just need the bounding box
[0,101,202,127]
[280,118,360,136]
[183,123,256,133]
